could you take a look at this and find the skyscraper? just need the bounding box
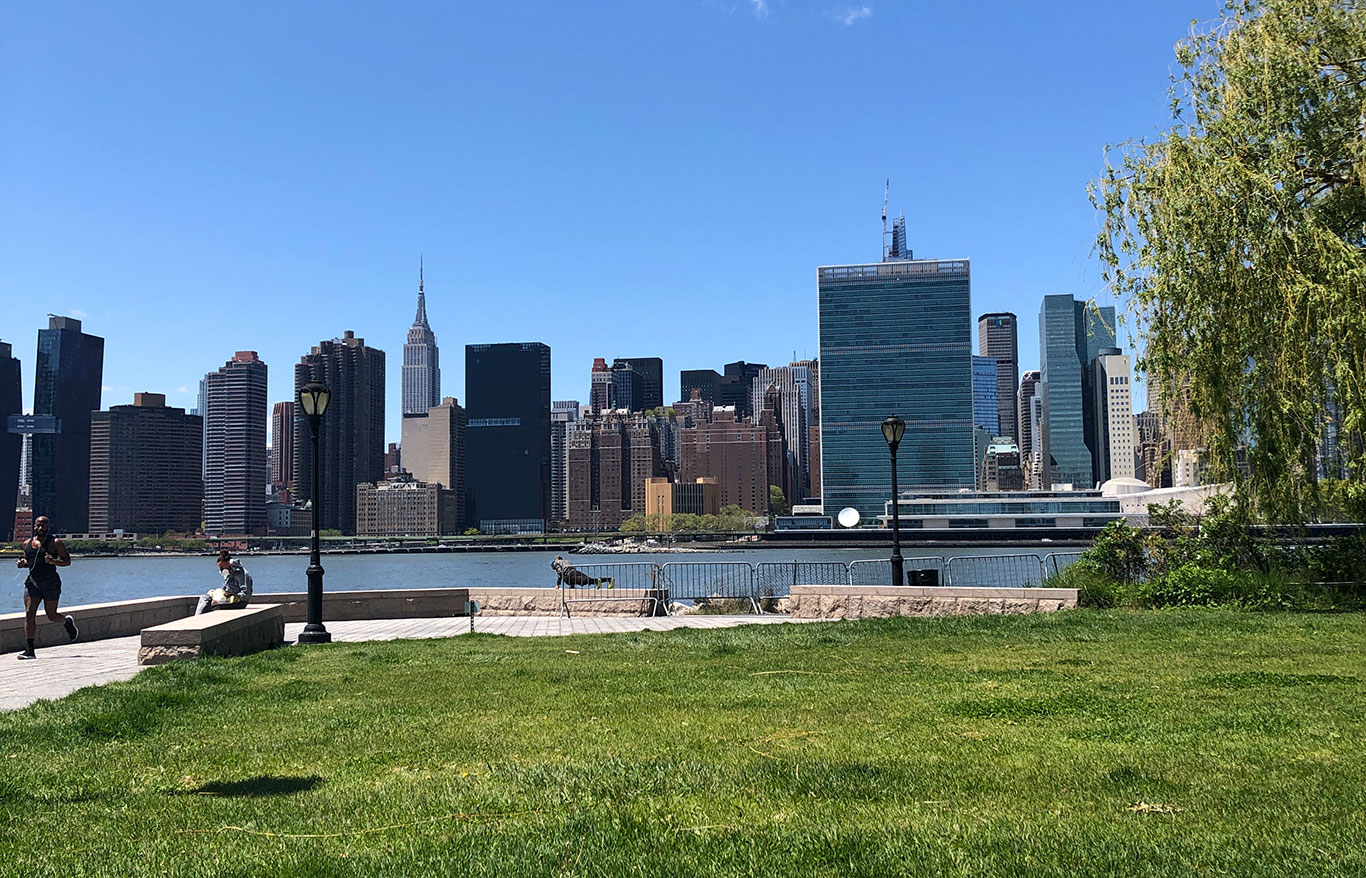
[750,363,813,503]
[204,352,268,535]
[720,361,767,418]
[89,393,203,534]
[678,407,784,514]
[31,316,104,533]
[399,396,467,531]
[614,357,663,411]
[1091,349,1136,482]
[0,343,21,541]
[1017,370,1041,476]
[566,412,662,530]
[978,312,1019,441]
[590,357,613,414]
[294,331,386,535]
[610,361,643,413]
[971,355,1000,435]
[465,342,551,533]
[402,260,441,416]
[550,400,580,524]
[270,401,295,491]
[1038,295,1116,488]
[818,257,975,520]
[679,368,721,406]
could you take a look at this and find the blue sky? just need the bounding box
[1,1,1210,442]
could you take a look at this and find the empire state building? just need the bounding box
[402,259,441,416]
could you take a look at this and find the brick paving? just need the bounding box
[0,613,821,713]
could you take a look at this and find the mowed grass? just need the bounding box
[1,611,1364,877]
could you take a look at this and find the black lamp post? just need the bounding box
[298,381,332,644]
[882,414,906,586]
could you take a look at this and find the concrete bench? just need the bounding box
[138,604,285,665]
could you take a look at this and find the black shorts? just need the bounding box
[24,578,62,603]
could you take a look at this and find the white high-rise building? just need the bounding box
[402,259,441,417]
[1091,349,1136,482]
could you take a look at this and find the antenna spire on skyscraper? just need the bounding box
[881,178,889,260]
[414,255,429,327]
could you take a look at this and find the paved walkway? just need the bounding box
[0,614,819,713]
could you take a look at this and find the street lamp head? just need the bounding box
[881,414,905,448]
[298,382,331,421]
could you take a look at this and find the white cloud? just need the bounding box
[177,386,189,393]
[101,385,112,392]
[836,5,871,25]
[751,0,769,19]
[69,308,88,319]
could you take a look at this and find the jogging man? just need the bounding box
[15,516,78,660]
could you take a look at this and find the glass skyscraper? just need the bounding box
[1039,295,1116,488]
[464,342,551,533]
[31,316,104,533]
[972,355,1000,435]
[818,258,975,521]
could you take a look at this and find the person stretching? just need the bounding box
[15,516,78,660]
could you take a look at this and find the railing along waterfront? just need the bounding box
[557,552,1084,616]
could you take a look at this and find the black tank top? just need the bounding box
[24,534,61,586]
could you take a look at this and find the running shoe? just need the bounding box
[17,650,35,660]
[64,616,79,641]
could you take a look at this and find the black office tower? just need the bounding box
[721,361,767,418]
[614,357,663,411]
[0,342,21,541]
[31,317,104,534]
[293,331,386,536]
[465,342,551,533]
[680,369,721,405]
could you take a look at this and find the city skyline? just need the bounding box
[0,1,1199,442]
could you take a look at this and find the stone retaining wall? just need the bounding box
[0,596,197,653]
[789,585,1077,619]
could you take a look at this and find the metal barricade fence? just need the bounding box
[847,557,947,586]
[753,561,850,611]
[944,553,1045,589]
[658,562,762,613]
[754,561,851,596]
[1042,552,1087,580]
[847,558,891,586]
[559,562,667,618]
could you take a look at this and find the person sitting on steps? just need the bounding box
[195,550,254,615]
[551,555,614,589]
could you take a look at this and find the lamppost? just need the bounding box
[298,381,332,644]
[882,414,905,586]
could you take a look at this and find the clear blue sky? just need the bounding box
[1,0,1211,443]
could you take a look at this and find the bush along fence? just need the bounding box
[1051,511,1366,611]
[559,554,1086,617]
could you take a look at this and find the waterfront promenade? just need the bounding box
[0,613,815,712]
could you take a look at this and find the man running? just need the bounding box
[15,516,78,660]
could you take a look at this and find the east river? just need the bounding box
[3,545,1079,610]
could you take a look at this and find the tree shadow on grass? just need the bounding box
[188,775,324,797]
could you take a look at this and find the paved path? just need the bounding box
[0,614,819,713]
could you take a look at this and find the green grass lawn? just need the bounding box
[2,610,1364,877]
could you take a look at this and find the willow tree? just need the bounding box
[1093,0,1366,522]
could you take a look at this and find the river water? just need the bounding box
[3,545,1079,610]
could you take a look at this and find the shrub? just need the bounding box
[1046,561,1130,609]
[1083,521,1150,583]
[1138,565,1238,607]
